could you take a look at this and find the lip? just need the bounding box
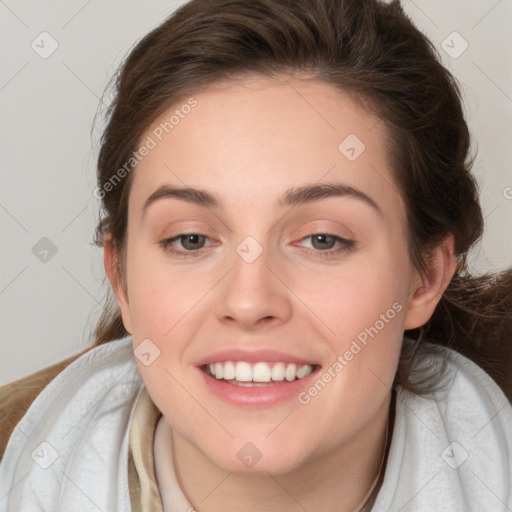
[195,349,321,407]
[197,366,320,407]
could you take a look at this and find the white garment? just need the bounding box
[372,347,512,512]
[1,336,511,511]
[0,337,144,512]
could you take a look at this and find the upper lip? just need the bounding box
[195,349,320,367]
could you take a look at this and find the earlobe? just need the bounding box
[103,235,132,333]
[403,235,458,330]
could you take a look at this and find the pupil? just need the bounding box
[313,234,334,250]
[183,234,203,250]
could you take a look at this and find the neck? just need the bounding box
[170,392,394,512]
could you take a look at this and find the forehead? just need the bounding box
[129,75,403,221]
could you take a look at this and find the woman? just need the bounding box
[1,0,511,510]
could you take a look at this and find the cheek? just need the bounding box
[125,247,192,337]
[293,248,409,341]
[135,356,204,435]
[294,245,409,400]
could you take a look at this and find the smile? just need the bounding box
[203,361,315,385]
[195,349,321,406]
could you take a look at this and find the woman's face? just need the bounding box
[112,75,420,474]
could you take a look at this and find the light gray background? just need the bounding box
[1,0,511,385]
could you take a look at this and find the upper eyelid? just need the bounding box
[160,218,354,239]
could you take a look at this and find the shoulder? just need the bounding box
[406,340,512,418]
[0,346,94,461]
[433,342,511,408]
[402,337,511,406]
[0,337,143,511]
[374,342,512,510]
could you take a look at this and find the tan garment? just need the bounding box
[127,386,164,511]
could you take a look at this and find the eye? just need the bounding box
[158,232,355,260]
[298,233,355,259]
[159,233,211,257]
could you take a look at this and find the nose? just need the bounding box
[214,242,292,331]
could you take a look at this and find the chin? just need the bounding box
[201,436,310,476]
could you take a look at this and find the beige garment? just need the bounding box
[127,386,164,512]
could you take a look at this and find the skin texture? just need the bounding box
[105,75,457,511]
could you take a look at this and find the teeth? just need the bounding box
[223,361,235,380]
[235,362,252,382]
[207,361,314,383]
[296,364,310,379]
[271,363,285,381]
[253,362,271,382]
[285,363,297,382]
[214,362,223,380]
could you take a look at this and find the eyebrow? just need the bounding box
[142,182,383,218]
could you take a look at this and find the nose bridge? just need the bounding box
[215,234,291,328]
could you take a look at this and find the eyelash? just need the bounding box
[158,232,355,260]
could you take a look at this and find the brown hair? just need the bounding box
[91,0,512,399]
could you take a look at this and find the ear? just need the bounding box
[104,234,133,334]
[404,234,458,330]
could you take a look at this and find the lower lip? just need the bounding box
[197,367,320,407]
